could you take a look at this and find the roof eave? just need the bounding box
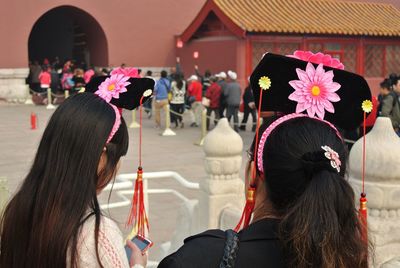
[180,0,246,43]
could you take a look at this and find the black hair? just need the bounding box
[393,76,400,87]
[380,78,391,91]
[1,93,129,268]
[176,77,184,90]
[146,70,152,76]
[389,73,398,86]
[160,70,168,78]
[251,117,368,267]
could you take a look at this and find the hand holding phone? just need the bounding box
[125,235,153,261]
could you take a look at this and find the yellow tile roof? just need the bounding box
[213,0,400,36]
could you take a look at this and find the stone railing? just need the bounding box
[198,118,245,230]
[348,117,400,267]
[0,68,29,102]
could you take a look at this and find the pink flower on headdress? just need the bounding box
[111,67,140,78]
[96,74,130,102]
[288,63,341,119]
[288,50,345,70]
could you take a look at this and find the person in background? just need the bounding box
[170,75,186,128]
[204,76,221,130]
[61,71,75,94]
[224,70,241,132]
[154,70,171,128]
[52,56,62,73]
[72,68,86,93]
[50,66,61,94]
[240,79,257,132]
[393,76,400,101]
[143,70,154,118]
[378,78,400,134]
[168,57,183,82]
[63,60,72,74]
[84,67,95,84]
[43,58,50,68]
[29,61,42,93]
[39,66,51,94]
[216,71,228,118]
[187,75,203,127]
[389,73,398,90]
[194,65,211,95]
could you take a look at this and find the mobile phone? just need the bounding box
[125,235,153,260]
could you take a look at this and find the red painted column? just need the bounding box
[245,37,253,78]
[357,38,365,76]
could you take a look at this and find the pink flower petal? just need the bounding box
[316,107,325,119]
[296,103,306,114]
[305,63,316,81]
[288,91,300,101]
[289,80,302,91]
[306,106,315,117]
[326,82,341,92]
[327,92,341,102]
[322,99,335,113]
[296,68,310,83]
[314,64,325,83]
[320,70,334,84]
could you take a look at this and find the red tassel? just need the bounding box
[234,187,255,232]
[359,193,368,242]
[126,166,149,237]
[359,111,368,243]
[235,86,264,232]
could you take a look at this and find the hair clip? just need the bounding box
[321,145,341,173]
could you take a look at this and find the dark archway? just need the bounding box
[28,6,108,67]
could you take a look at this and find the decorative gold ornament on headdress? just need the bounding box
[259,76,271,90]
[362,100,373,113]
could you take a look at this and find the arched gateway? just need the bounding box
[28,5,108,67]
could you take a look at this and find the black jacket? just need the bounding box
[242,86,255,105]
[158,218,284,268]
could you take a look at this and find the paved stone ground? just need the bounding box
[0,102,256,263]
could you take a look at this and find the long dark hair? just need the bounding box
[254,117,369,267]
[0,93,129,268]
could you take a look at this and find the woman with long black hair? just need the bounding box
[1,71,154,268]
[154,52,373,267]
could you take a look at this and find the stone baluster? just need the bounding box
[199,118,245,230]
[0,68,29,102]
[348,117,400,267]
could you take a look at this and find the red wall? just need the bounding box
[0,0,206,68]
[177,37,247,87]
[366,78,383,97]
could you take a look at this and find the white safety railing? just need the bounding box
[100,171,199,210]
[100,171,199,267]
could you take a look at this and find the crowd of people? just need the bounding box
[27,58,137,105]
[27,57,257,133]
[152,58,256,132]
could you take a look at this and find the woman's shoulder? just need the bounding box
[75,214,129,268]
[158,229,226,268]
[159,219,284,268]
